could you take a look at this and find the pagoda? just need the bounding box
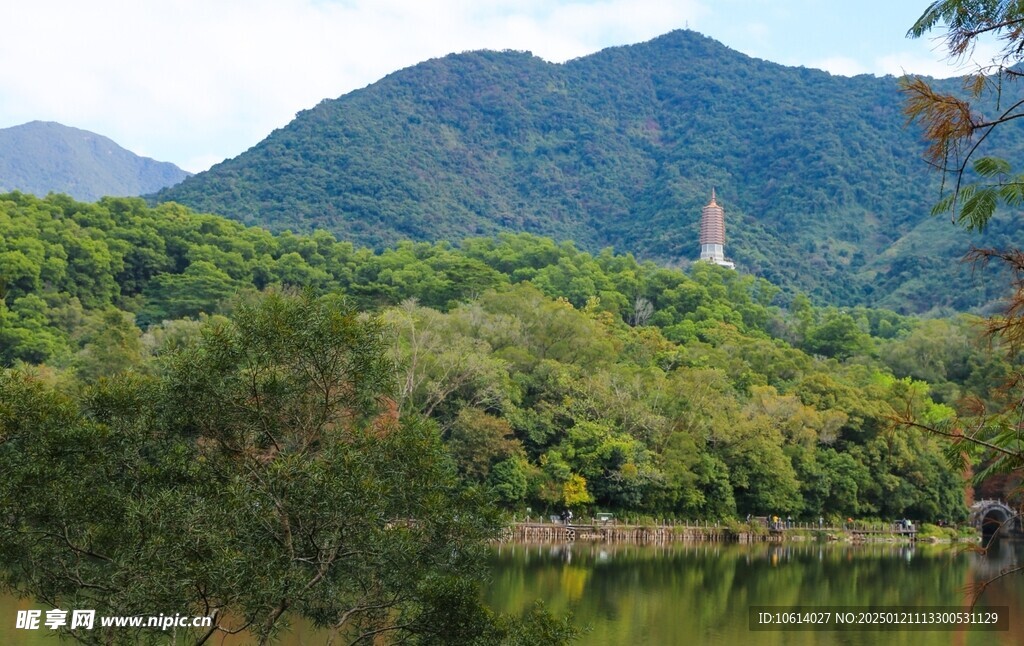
[698,188,735,269]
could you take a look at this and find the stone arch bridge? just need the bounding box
[969,500,1023,538]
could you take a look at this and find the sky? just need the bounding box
[0,1,998,173]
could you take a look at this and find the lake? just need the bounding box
[2,539,1022,644]
[484,539,1024,645]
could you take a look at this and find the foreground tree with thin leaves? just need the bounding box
[902,1,1024,564]
[0,291,575,645]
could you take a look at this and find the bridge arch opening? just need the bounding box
[982,508,1010,541]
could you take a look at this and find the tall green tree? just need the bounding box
[0,292,574,645]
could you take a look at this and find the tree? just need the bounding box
[71,308,144,381]
[903,2,1024,574]
[488,456,531,503]
[904,1,1024,230]
[0,292,574,645]
[0,294,71,365]
[562,474,594,508]
[384,301,512,422]
[139,260,242,325]
[446,407,524,482]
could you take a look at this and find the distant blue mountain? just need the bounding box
[0,121,190,201]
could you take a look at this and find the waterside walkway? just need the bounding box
[502,518,920,544]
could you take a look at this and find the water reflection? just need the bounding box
[3,541,1022,644]
[487,540,1024,646]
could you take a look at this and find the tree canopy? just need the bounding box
[0,192,987,524]
[0,292,576,645]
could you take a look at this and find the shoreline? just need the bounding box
[500,521,976,545]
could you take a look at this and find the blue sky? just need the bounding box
[699,1,968,77]
[0,1,990,172]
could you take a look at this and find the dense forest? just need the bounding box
[3,191,1008,522]
[155,30,1024,314]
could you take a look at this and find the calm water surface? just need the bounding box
[484,539,1024,646]
[2,540,1023,644]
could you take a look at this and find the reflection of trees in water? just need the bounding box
[487,542,1024,644]
[971,539,1021,581]
[488,542,1024,621]
[967,540,1024,640]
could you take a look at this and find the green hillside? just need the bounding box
[3,191,991,521]
[155,30,1021,313]
[0,121,190,201]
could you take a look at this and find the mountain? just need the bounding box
[0,121,190,201]
[155,30,1024,313]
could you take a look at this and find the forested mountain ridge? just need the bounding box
[0,121,190,202]
[155,29,1023,313]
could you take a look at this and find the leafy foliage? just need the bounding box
[0,192,981,525]
[0,293,575,645]
[896,1,1024,509]
[904,1,1024,231]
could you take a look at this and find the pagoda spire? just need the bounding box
[698,189,735,269]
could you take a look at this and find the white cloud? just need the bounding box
[0,0,704,172]
[6,1,1008,173]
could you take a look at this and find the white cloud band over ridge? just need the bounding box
[0,1,980,172]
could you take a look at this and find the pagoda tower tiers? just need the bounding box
[698,188,735,269]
